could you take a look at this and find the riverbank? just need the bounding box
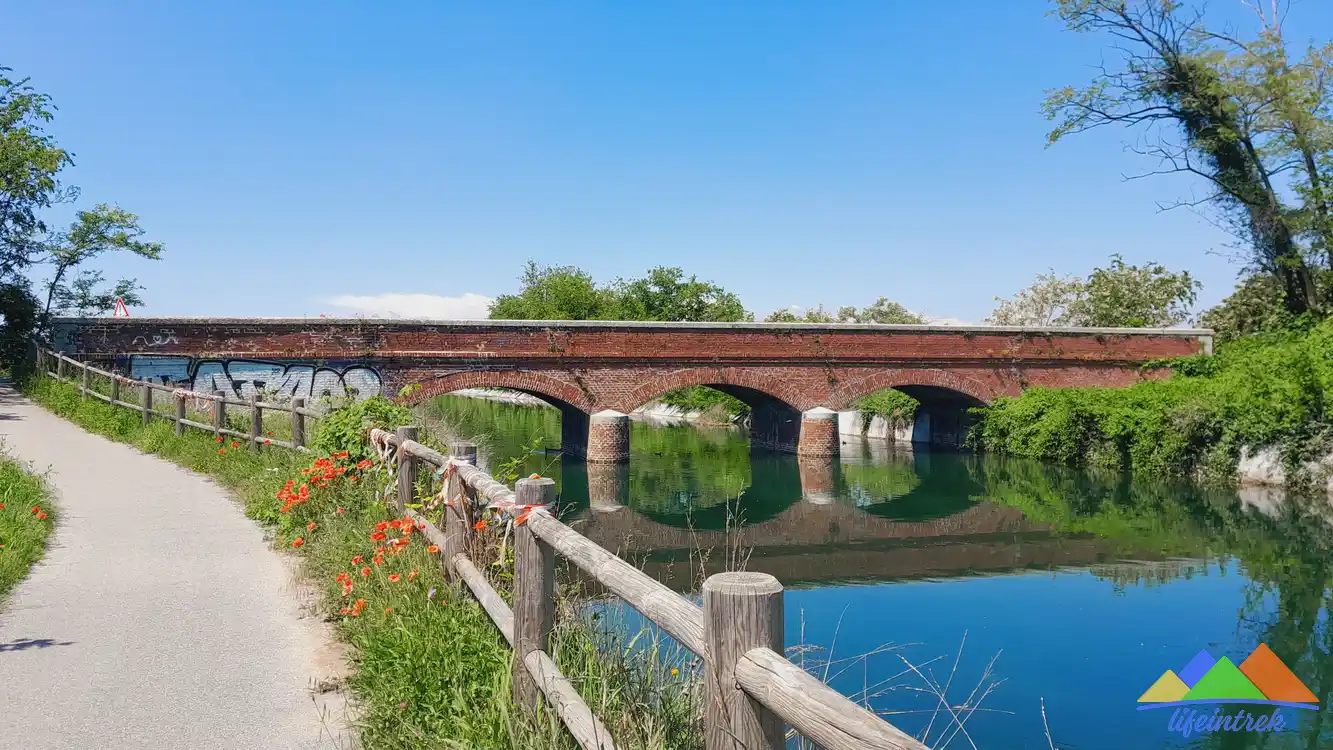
[972,319,1333,492]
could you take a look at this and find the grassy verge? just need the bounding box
[0,455,55,603]
[23,373,698,749]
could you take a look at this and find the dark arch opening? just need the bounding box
[413,386,593,458]
[851,385,985,449]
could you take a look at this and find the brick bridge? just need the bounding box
[52,317,1211,461]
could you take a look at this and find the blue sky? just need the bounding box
[6,1,1332,323]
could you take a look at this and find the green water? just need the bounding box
[420,395,1333,749]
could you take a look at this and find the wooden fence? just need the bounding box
[36,349,319,451]
[34,348,927,750]
[375,428,928,750]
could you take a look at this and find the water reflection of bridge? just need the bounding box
[560,448,1159,591]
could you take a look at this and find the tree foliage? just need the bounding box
[763,298,923,324]
[1045,0,1332,318]
[988,254,1198,327]
[0,65,162,355]
[488,261,750,322]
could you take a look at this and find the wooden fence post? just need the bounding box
[56,355,65,381]
[35,349,43,376]
[512,476,557,715]
[213,390,227,439]
[703,572,786,750]
[442,441,477,575]
[81,362,90,397]
[141,380,152,426]
[174,392,186,436]
[110,374,120,404]
[290,397,306,448]
[250,394,263,451]
[394,426,419,513]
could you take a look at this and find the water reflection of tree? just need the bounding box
[973,455,1333,748]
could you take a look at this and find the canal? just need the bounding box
[419,395,1333,749]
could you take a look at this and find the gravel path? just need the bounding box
[0,383,350,749]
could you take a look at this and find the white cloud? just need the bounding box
[324,292,494,320]
[920,314,973,326]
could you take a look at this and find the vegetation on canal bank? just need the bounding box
[972,319,1333,484]
[23,374,700,749]
[0,452,54,604]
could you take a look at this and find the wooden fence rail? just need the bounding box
[31,348,925,750]
[373,428,928,750]
[37,349,315,452]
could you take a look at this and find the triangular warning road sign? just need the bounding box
[113,298,130,317]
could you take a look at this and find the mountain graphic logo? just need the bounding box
[1138,644,1319,711]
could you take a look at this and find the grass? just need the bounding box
[0,453,55,604]
[23,371,699,749]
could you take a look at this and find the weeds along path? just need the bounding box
[0,383,347,749]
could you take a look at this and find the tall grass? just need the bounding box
[0,452,55,603]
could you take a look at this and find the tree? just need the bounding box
[986,271,1084,326]
[1197,273,1295,342]
[1044,0,1329,317]
[764,298,923,324]
[611,266,750,322]
[1071,254,1199,327]
[0,65,163,353]
[42,205,163,319]
[488,261,619,320]
[489,262,750,322]
[988,255,1198,327]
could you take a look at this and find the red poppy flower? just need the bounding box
[352,555,363,565]
[388,574,401,582]
[307,522,317,532]
[374,521,389,532]
[335,507,346,514]
[231,441,239,448]
[218,448,226,454]
[30,506,39,513]
[473,520,486,531]
[291,537,304,548]
[427,545,440,554]
[407,570,418,581]
[384,607,392,615]
[370,531,387,541]
[360,567,371,577]
[36,512,47,520]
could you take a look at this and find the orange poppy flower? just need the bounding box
[336,507,346,514]
[474,520,487,531]
[352,555,364,565]
[307,522,317,532]
[231,441,239,448]
[407,570,418,581]
[427,545,440,554]
[375,521,389,532]
[218,448,226,454]
[361,567,371,577]
[371,531,387,541]
[291,537,304,548]
[388,574,401,582]
[384,607,392,615]
[30,506,40,513]
[339,607,350,614]
[36,512,47,520]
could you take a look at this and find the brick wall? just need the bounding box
[53,318,1210,414]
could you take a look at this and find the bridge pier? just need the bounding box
[585,410,631,463]
[750,404,841,456]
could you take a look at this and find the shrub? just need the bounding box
[311,396,412,463]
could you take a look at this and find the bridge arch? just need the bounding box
[399,370,594,413]
[622,367,811,413]
[828,368,998,411]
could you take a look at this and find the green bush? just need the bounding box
[0,456,54,602]
[972,319,1333,479]
[310,396,412,463]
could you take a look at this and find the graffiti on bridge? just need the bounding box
[128,356,384,402]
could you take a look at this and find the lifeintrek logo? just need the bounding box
[1138,644,1318,738]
